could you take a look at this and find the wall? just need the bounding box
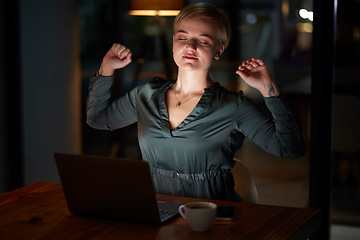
[0,0,5,193]
[20,0,82,185]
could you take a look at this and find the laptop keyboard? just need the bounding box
[159,209,175,219]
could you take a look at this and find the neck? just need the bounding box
[174,69,211,95]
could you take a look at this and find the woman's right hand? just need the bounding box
[98,43,132,76]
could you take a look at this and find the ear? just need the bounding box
[214,44,225,60]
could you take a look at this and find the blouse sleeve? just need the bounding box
[86,76,139,130]
[236,92,306,159]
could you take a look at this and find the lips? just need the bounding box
[182,54,198,60]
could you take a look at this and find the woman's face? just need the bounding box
[173,16,224,72]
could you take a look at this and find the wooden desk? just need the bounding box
[0,182,320,240]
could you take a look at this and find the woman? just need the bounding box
[87,3,305,201]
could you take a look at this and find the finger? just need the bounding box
[241,60,253,70]
[244,63,255,70]
[112,43,127,56]
[236,65,249,75]
[249,62,259,68]
[127,52,132,61]
[236,68,249,78]
[118,48,131,60]
[246,59,261,68]
[112,43,122,53]
[242,59,257,68]
[120,52,132,67]
[237,66,246,72]
[114,45,126,56]
[124,51,132,63]
[251,57,265,66]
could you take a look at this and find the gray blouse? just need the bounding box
[87,76,305,201]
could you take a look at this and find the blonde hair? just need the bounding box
[173,3,231,49]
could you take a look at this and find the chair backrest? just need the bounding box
[231,158,259,204]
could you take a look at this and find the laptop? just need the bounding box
[54,153,180,224]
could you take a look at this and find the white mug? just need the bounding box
[178,202,217,231]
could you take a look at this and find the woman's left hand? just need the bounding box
[236,58,280,97]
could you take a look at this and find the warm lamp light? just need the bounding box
[129,0,184,16]
[129,0,184,82]
[129,10,181,16]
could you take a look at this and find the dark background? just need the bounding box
[1,0,359,237]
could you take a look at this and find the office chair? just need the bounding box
[232,158,259,204]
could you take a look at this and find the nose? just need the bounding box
[186,39,197,50]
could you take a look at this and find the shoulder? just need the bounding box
[133,77,170,92]
[142,76,170,88]
[211,82,242,102]
[211,83,260,111]
[148,76,168,85]
[134,77,172,100]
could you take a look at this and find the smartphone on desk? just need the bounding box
[215,206,236,221]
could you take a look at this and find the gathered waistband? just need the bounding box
[150,166,230,181]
